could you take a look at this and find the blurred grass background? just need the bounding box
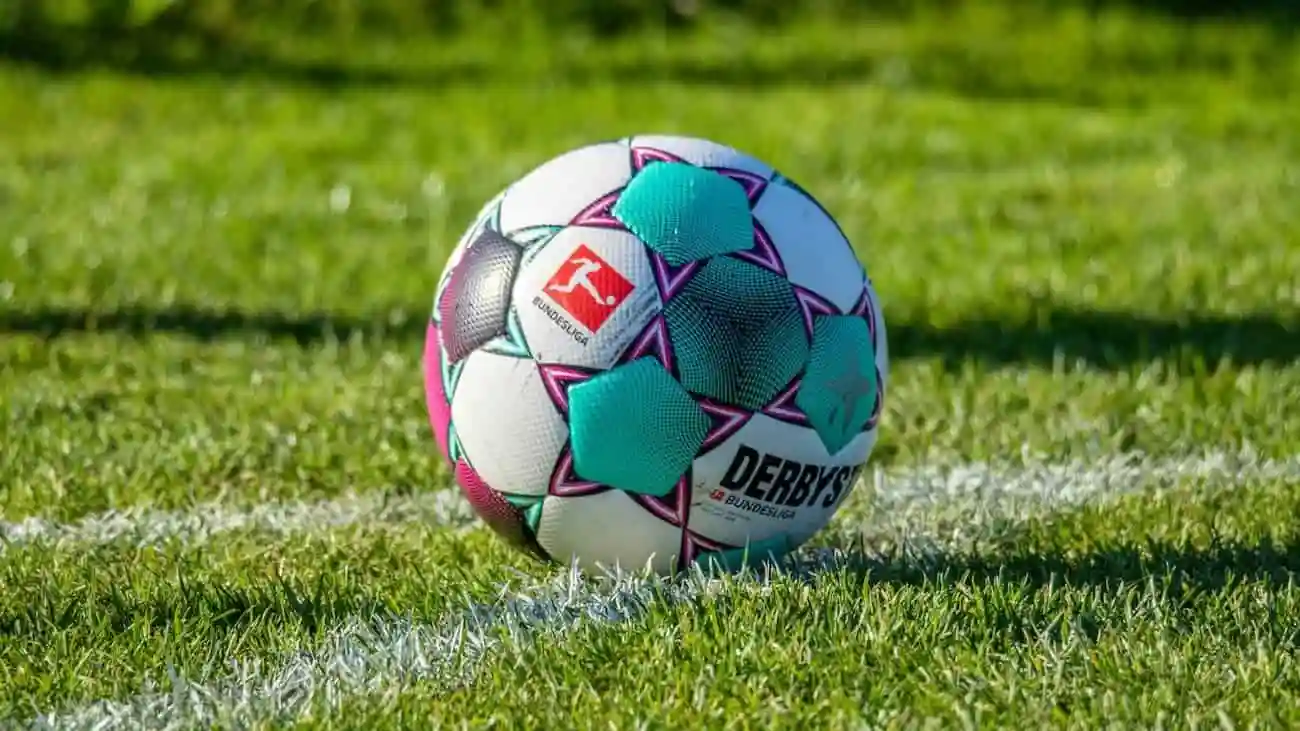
[3,0,1297,82]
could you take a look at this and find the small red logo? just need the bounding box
[543,244,635,333]
[709,489,726,501]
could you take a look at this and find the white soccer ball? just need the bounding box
[424,134,888,575]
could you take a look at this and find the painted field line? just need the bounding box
[0,489,476,554]
[26,449,1299,731]
[5,448,1292,555]
[837,448,1300,545]
[863,448,1298,510]
[27,565,726,731]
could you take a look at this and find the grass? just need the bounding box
[2,5,1300,728]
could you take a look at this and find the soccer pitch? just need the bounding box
[2,6,1300,728]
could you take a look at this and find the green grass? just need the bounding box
[417,489,1300,729]
[2,6,1300,728]
[0,526,543,716]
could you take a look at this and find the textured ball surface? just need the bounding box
[424,134,888,575]
[569,356,711,498]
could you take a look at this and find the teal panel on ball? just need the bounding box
[504,493,545,532]
[569,357,709,497]
[796,315,878,455]
[662,256,808,411]
[612,162,753,266]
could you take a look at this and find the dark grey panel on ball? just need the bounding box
[438,228,523,363]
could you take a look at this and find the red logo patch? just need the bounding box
[543,244,635,333]
[709,489,726,501]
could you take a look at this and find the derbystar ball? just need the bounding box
[424,134,888,575]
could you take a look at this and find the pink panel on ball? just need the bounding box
[454,459,544,558]
[423,322,453,462]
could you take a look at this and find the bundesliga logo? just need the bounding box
[541,244,635,333]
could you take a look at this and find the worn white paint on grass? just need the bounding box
[27,565,734,731]
[834,448,1300,546]
[6,448,1292,555]
[0,489,476,553]
[863,447,1297,507]
[26,449,1300,731]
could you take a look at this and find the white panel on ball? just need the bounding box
[450,349,568,497]
[512,226,660,369]
[628,134,775,179]
[689,413,877,550]
[535,491,683,574]
[496,143,634,235]
[753,183,864,313]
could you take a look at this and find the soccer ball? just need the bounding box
[424,134,887,575]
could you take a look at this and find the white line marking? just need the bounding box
[0,490,476,554]
[837,448,1300,546]
[23,450,1300,731]
[27,565,731,731]
[5,449,1291,554]
[865,448,1296,508]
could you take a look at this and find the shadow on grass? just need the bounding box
[1099,0,1299,26]
[764,534,1300,647]
[0,43,1284,109]
[890,308,1300,370]
[3,6,1296,108]
[0,305,412,347]
[0,36,925,91]
[0,34,495,89]
[1,303,1296,370]
[0,571,394,640]
[822,535,1300,595]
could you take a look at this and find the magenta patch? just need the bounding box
[454,459,542,556]
[423,322,453,463]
